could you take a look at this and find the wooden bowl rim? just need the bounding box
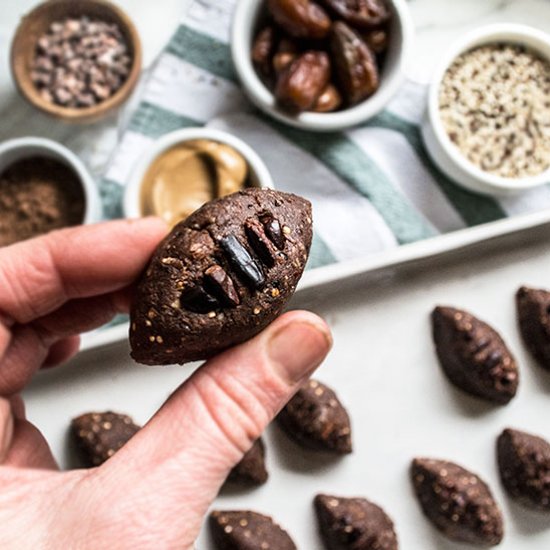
[10,0,143,123]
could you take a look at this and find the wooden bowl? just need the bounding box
[10,0,142,123]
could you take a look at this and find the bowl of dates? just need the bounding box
[232,0,413,132]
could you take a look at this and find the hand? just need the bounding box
[0,219,332,549]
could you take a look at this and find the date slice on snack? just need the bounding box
[516,286,550,371]
[431,306,519,405]
[411,458,504,547]
[277,379,352,454]
[71,411,140,467]
[497,428,550,511]
[130,189,312,365]
[225,438,268,487]
[314,494,398,550]
[210,510,296,550]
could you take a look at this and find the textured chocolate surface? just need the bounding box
[497,428,550,511]
[210,510,296,550]
[226,438,268,487]
[315,494,398,550]
[516,286,550,371]
[130,189,312,365]
[71,411,140,467]
[277,379,352,454]
[432,306,518,404]
[411,458,504,546]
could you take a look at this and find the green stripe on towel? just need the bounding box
[368,111,507,226]
[263,117,437,245]
[166,25,236,82]
[128,102,200,138]
[307,232,338,270]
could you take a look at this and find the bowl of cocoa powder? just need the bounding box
[10,0,142,123]
[0,138,101,247]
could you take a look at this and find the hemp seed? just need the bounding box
[439,44,550,179]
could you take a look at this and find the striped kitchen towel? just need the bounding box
[101,0,550,271]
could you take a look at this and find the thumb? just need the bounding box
[94,311,331,548]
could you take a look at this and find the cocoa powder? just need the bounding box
[0,157,85,247]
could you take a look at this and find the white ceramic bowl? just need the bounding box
[0,137,101,224]
[123,127,274,219]
[422,24,550,196]
[231,0,413,132]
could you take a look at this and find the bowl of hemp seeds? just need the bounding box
[422,24,550,196]
[10,0,142,123]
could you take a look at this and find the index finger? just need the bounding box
[0,218,167,325]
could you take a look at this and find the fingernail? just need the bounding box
[267,319,332,384]
[0,398,14,462]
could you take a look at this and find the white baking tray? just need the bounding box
[26,217,550,549]
[81,207,550,352]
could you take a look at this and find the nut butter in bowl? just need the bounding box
[124,129,274,227]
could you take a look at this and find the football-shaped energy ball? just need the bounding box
[130,189,312,365]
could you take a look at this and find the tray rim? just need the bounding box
[80,205,550,352]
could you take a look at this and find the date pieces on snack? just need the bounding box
[130,189,312,365]
[277,379,352,454]
[516,286,550,371]
[210,510,297,550]
[411,458,504,547]
[254,0,390,113]
[32,16,131,108]
[431,306,519,405]
[315,494,398,550]
[275,51,331,111]
[71,411,140,467]
[497,428,550,511]
[225,438,269,487]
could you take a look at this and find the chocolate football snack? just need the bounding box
[253,0,390,113]
[210,510,297,550]
[431,306,519,405]
[497,428,550,511]
[314,494,398,550]
[130,189,312,365]
[225,438,269,487]
[71,411,140,467]
[516,286,550,370]
[411,458,504,546]
[277,379,352,454]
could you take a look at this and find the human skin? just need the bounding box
[0,218,332,549]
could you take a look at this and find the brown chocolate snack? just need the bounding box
[497,428,550,511]
[314,494,398,550]
[431,306,519,405]
[0,156,85,247]
[268,0,332,40]
[71,411,140,467]
[411,458,504,547]
[130,188,312,365]
[226,438,268,487]
[411,458,504,546]
[277,379,352,454]
[210,510,297,549]
[516,286,550,371]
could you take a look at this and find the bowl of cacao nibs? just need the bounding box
[422,24,550,196]
[232,0,413,132]
[10,0,142,123]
